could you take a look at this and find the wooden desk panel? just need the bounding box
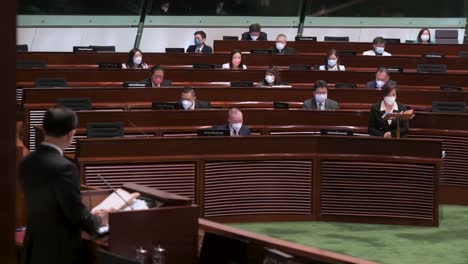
[214,40,468,56]
[16,68,468,87]
[16,52,468,70]
[75,136,441,226]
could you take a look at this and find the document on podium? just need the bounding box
[91,188,141,213]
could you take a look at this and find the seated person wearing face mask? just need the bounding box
[363,37,392,56]
[367,67,390,90]
[319,49,345,71]
[213,108,251,136]
[241,23,268,41]
[368,81,408,138]
[222,49,247,69]
[143,65,172,87]
[303,80,339,110]
[417,27,432,44]
[186,31,213,54]
[179,87,211,110]
[122,48,148,69]
[270,34,296,54]
[257,66,284,87]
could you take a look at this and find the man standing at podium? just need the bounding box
[19,106,108,264]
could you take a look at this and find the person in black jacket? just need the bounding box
[19,106,108,264]
[186,31,213,53]
[271,34,296,54]
[214,108,251,136]
[368,81,409,138]
[241,23,268,41]
[143,65,172,87]
[179,87,211,110]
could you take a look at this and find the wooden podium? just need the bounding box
[383,110,415,138]
[82,183,199,264]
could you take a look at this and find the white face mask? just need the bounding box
[384,96,396,106]
[376,80,385,89]
[181,100,192,110]
[276,42,285,51]
[133,56,142,65]
[231,122,242,131]
[421,34,430,42]
[265,75,275,84]
[315,93,327,104]
[375,47,385,54]
[328,59,337,67]
[250,34,259,41]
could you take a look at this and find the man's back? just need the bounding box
[20,145,99,264]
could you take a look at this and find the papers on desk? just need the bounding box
[91,188,140,213]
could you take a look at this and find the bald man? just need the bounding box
[214,108,251,136]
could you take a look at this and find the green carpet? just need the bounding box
[231,205,468,264]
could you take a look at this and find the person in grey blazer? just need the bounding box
[303,80,339,110]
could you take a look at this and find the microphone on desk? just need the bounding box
[96,174,135,211]
[127,120,147,136]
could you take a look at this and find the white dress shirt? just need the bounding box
[222,63,247,69]
[380,100,399,125]
[362,50,392,56]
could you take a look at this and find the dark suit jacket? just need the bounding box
[19,145,101,264]
[143,77,172,87]
[368,102,409,138]
[179,100,211,109]
[366,80,378,89]
[213,124,252,136]
[303,98,339,110]
[241,32,268,41]
[186,45,213,54]
[271,46,296,54]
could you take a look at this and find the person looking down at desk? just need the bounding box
[257,66,283,87]
[144,65,172,87]
[122,48,148,69]
[214,108,252,136]
[363,37,392,56]
[303,80,339,110]
[271,34,296,54]
[186,30,213,54]
[319,49,345,71]
[222,49,247,69]
[179,87,211,110]
[241,23,268,41]
[368,81,409,138]
[367,67,390,90]
[19,106,109,264]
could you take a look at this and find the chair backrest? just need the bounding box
[431,101,466,113]
[295,36,317,42]
[335,82,357,89]
[17,60,47,69]
[416,64,447,73]
[324,36,349,42]
[435,30,459,44]
[223,36,239,41]
[87,122,124,138]
[34,78,67,87]
[95,248,140,264]
[57,98,92,111]
[16,44,28,52]
[385,38,401,44]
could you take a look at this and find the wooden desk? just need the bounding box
[16,52,468,70]
[214,40,468,56]
[16,68,468,87]
[75,135,441,226]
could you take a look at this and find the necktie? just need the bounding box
[319,103,323,110]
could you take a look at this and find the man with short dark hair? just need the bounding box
[303,80,339,110]
[186,31,213,53]
[179,87,211,110]
[367,67,391,89]
[363,37,392,56]
[19,106,108,264]
[241,23,268,41]
[144,65,172,87]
